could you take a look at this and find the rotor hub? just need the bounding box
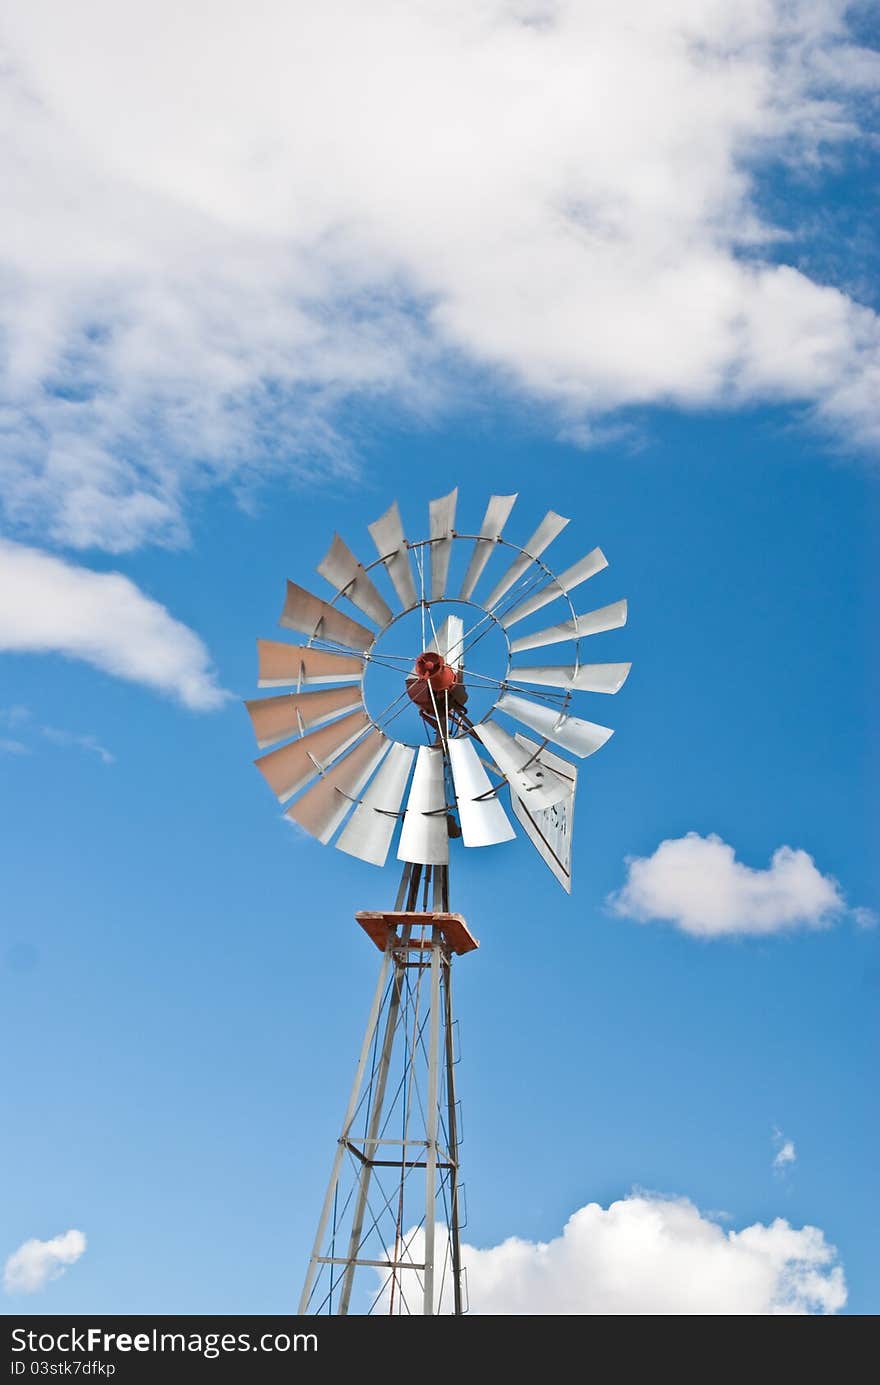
[413,650,458,691]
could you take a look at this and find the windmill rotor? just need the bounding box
[246,492,630,890]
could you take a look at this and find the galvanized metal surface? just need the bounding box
[501,546,608,628]
[496,690,614,758]
[508,597,628,654]
[367,500,418,609]
[509,660,632,693]
[475,717,568,809]
[336,742,415,867]
[447,735,515,848]
[299,907,472,1315]
[509,735,578,892]
[317,533,394,627]
[428,488,458,601]
[397,746,449,865]
[458,492,517,601]
[482,509,569,611]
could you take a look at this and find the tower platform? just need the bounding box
[355,909,479,956]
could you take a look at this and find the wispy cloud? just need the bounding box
[40,726,115,765]
[0,737,30,755]
[0,540,228,710]
[3,1229,86,1295]
[0,3,879,554]
[2,704,114,762]
[608,832,868,939]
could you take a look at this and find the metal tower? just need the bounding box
[298,863,473,1316]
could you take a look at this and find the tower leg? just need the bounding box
[298,905,476,1315]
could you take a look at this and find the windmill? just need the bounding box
[246,490,630,1314]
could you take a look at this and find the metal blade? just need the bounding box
[447,736,515,847]
[508,599,628,654]
[245,686,364,749]
[510,734,577,894]
[508,661,632,694]
[254,708,371,803]
[397,745,449,864]
[475,719,568,809]
[496,692,613,758]
[317,533,394,628]
[501,548,608,629]
[367,500,418,610]
[336,741,415,866]
[458,494,518,600]
[285,731,390,844]
[427,614,465,666]
[257,639,363,689]
[483,511,569,611]
[279,581,375,653]
[429,489,457,600]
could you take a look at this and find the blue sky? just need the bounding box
[1,1,878,1315]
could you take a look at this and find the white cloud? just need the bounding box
[773,1129,797,1172]
[608,831,859,938]
[3,1229,86,1295]
[0,539,227,710]
[0,3,879,551]
[379,1193,846,1314]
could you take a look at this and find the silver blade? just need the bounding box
[496,691,613,758]
[256,639,363,689]
[285,731,390,844]
[427,614,465,666]
[367,500,418,610]
[483,510,569,612]
[397,745,449,864]
[508,661,632,693]
[475,718,568,809]
[336,741,415,866]
[429,488,458,600]
[509,734,577,894]
[317,534,394,628]
[254,708,371,802]
[279,581,375,652]
[458,493,518,600]
[245,686,364,749]
[447,735,516,848]
[508,599,628,654]
[501,548,608,629]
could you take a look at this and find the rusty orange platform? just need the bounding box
[355,910,479,956]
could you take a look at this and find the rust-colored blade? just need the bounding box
[285,730,390,844]
[245,687,364,749]
[256,639,363,689]
[254,709,371,802]
[279,580,374,652]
